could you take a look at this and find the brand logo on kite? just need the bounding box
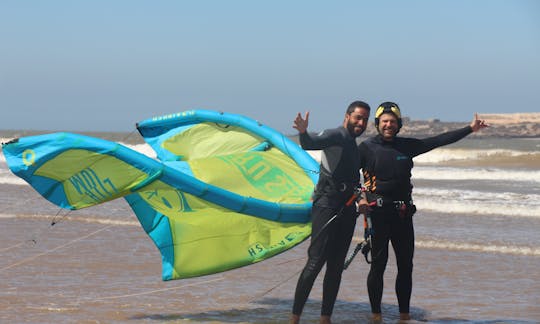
[22,149,36,166]
[141,189,193,216]
[218,153,304,198]
[247,232,303,258]
[151,111,195,123]
[68,167,119,202]
[247,243,266,258]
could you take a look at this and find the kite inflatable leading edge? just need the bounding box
[2,110,319,280]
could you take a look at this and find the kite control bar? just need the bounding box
[345,185,363,207]
[344,200,377,269]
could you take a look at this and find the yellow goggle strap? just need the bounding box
[375,105,401,119]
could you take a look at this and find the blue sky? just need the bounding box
[1,0,539,134]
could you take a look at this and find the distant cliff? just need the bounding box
[363,112,540,138]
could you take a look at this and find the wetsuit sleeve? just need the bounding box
[298,129,341,150]
[410,126,473,156]
[358,141,368,169]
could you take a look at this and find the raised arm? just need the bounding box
[293,111,310,134]
[411,113,489,156]
[470,113,489,132]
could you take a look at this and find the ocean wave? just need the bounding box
[416,199,539,218]
[306,148,539,168]
[413,148,540,167]
[0,168,25,185]
[1,137,15,145]
[415,239,540,256]
[414,188,540,218]
[412,166,540,183]
[123,143,156,159]
[0,176,25,185]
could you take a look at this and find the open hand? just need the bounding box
[293,111,310,134]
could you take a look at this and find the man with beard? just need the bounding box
[359,102,488,321]
[290,100,371,324]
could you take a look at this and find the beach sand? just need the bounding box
[2,212,539,324]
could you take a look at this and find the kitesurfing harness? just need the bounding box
[343,194,417,269]
[365,191,416,219]
[310,185,364,244]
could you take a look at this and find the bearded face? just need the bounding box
[344,107,370,138]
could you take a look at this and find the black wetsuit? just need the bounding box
[359,126,473,314]
[292,126,361,317]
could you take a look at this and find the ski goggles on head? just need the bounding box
[375,104,401,119]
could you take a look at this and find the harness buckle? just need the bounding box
[376,197,384,207]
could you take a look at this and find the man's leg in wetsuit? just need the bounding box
[292,205,335,316]
[321,205,357,316]
[391,215,415,315]
[367,207,392,314]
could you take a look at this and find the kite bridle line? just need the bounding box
[78,276,226,302]
[0,195,72,253]
[249,186,364,303]
[248,263,304,304]
[0,224,115,275]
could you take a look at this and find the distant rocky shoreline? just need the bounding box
[393,112,540,138]
[286,113,540,141]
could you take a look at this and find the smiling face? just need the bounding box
[344,107,370,138]
[377,112,399,141]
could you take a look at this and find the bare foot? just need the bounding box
[290,314,300,324]
[320,315,331,324]
[400,312,411,321]
[372,313,382,321]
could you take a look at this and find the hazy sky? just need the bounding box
[1,0,539,134]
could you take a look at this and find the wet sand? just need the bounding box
[2,214,539,324]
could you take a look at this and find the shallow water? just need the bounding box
[1,134,539,323]
[2,208,539,323]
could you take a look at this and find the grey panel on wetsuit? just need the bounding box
[321,145,343,175]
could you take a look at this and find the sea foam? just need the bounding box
[414,187,540,218]
[413,148,539,165]
[412,166,540,183]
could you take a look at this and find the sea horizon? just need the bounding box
[2,114,540,140]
